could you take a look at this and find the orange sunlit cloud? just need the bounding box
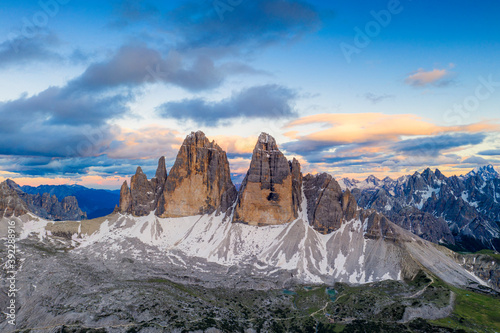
[404,68,450,87]
[211,135,257,154]
[108,126,184,160]
[284,113,499,144]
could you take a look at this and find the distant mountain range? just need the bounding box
[20,184,120,219]
[339,165,500,252]
[0,181,120,220]
[0,180,86,221]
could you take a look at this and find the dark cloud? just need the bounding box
[478,149,500,156]
[0,41,260,162]
[461,156,490,165]
[0,120,118,158]
[167,0,321,50]
[71,44,244,92]
[392,133,486,157]
[282,132,493,174]
[158,84,298,126]
[0,48,136,159]
[0,32,62,68]
[282,140,337,157]
[0,154,163,177]
[364,93,394,104]
[283,140,386,165]
[0,86,130,129]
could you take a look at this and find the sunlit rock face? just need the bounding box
[233,133,301,226]
[158,131,237,218]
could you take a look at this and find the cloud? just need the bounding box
[0,123,118,158]
[0,86,130,128]
[0,125,186,178]
[404,68,453,87]
[0,48,140,159]
[478,149,500,156]
[284,113,498,145]
[107,127,183,160]
[212,135,257,155]
[71,44,228,92]
[0,126,186,178]
[0,154,161,178]
[0,32,62,68]
[158,84,298,126]
[0,40,264,159]
[167,0,321,51]
[461,156,490,165]
[392,133,487,157]
[69,44,268,92]
[282,113,499,176]
[0,81,131,159]
[364,93,394,104]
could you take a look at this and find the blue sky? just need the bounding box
[0,0,499,188]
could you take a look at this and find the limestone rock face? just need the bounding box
[233,133,299,226]
[361,209,399,241]
[341,189,358,222]
[303,173,360,234]
[290,158,303,215]
[119,157,168,216]
[151,156,168,211]
[0,180,29,217]
[129,167,156,216]
[118,181,132,214]
[159,131,237,218]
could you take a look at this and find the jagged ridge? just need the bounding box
[340,166,500,252]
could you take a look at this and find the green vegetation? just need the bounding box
[431,284,500,332]
[455,248,500,262]
[475,249,500,261]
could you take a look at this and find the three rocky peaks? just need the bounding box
[118,131,391,237]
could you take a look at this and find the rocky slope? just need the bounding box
[233,133,301,226]
[342,166,500,252]
[0,179,86,220]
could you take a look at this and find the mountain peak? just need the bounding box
[256,132,278,151]
[4,179,21,191]
[465,164,499,181]
[154,156,167,181]
[186,130,207,142]
[159,132,236,217]
[234,133,300,226]
[0,180,29,217]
